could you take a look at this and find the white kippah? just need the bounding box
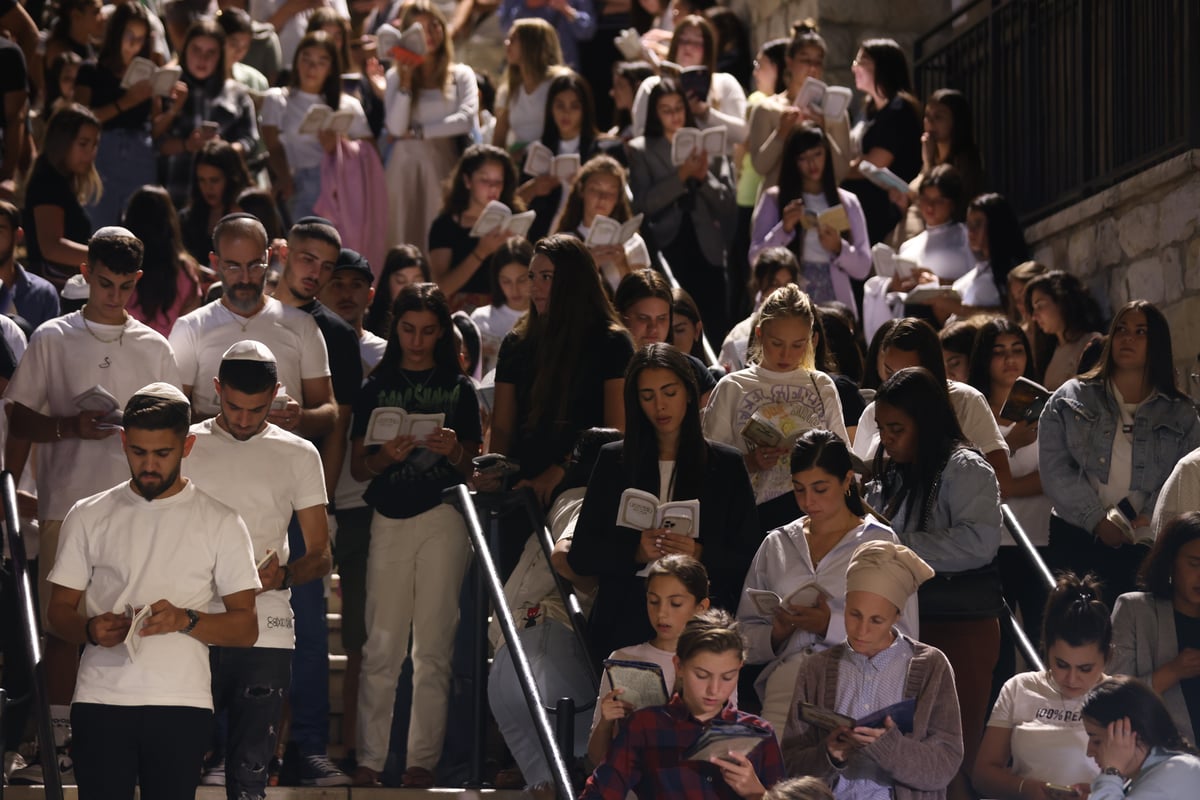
[221,339,277,363]
[91,225,136,240]
[61,273,89,300]
[132,382,190,405]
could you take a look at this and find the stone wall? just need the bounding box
[818,1,955,88]
[1023,149,1200,378]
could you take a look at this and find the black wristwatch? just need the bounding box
[180,608,200,635]
[280,565,294,590]
[1102,767,1124,778]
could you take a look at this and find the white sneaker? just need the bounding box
[9,750,74,786]
[200,757,226,786]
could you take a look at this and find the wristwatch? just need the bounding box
[180,608,200,635]
[1102,767,1124,778]
[280,565,294,590]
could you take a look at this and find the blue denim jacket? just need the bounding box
[1038,378,1200,533]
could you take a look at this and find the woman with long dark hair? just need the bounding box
[1040,300,1200,607]
[567,343,760,663]
[121,186,202,336]
[554,155,650,292]
[363,244,431,338]
[178,139,252,265]
[1024,270,1106,390]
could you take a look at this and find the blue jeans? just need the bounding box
[210,646,292,800]
[287,515,329,756]
[288,165,322,224]
[88,128,156,229]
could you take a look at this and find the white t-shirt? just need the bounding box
[898,221,974,282]
[799,191,832,264]
[332,330,387,511]
[169,296,330,418]
[470,303,524,376]
[0,313,26,363]
[952,261,1001,308]
[853,380,1008,463]
[987,670,1097,787]
[260,88,371,171]
[4,312,180,521]
[503,78,553,147]
[249,0,349,65]
[48,481,260,709]
[1000,421,1052,547]
[184,418,328,648]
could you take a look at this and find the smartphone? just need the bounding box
[1116,498,1137,521]
[200,121,220,138]
[1043,785,1080,800]
[662,516,693,536]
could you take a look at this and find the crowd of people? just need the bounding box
[1,0,1200,799]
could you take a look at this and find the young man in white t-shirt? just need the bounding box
[318,248,387,763]
[168,213,337,438]
[184,340,334,798]
[46,383,261,800]
[3,227,180,780]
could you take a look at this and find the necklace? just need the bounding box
[398,366,435,393]
[219,300,255,332]
[80,305,127,346]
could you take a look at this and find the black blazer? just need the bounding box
[568,439,762,663]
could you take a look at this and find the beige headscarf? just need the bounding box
[845,541,935,612]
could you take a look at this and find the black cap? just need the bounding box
[293,215,335,228]
[333,248,372,280]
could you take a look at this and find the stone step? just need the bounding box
[2,789,535,799]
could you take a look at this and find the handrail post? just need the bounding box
[1002,602,1044,673]
[444,485,576,800]
[1,471,63,800]
[1000,504,1056,591]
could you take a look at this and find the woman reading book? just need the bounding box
[736,429,909,736]
[782,540,963,799]
[568,344,760,666]
[580,610,786,800]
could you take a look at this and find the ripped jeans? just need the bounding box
[210,646,292,800]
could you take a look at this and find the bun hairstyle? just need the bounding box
[646,554,710,604]
[787,18,826,60]
[1041,572,1112,658]
[675,608,744,663]
[790,429,869,517]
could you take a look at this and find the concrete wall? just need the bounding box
[1023,149,1200,379]
[818,1,955,88]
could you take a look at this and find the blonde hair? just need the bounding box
[501,18,564,107]
[749,283,817,370]
[555,155,632,233]
[399,0,452,98]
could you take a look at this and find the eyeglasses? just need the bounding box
[675,37,705,49]
[220,261,269,277]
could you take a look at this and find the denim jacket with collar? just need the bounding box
[1038,378,1200,534]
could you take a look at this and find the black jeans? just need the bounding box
[72,703,212,800]
[1046,513,1149,609]
[210,646,292,800]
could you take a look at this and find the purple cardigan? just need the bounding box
[748,186,871,314]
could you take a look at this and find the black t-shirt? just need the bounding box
[301,299,363,405]
[352,365,482,519]
[686,353,717,397]
[22,159,91,267]
[832,372,867,428]
[77,60,152,130]
[495,324,634,478]
[428,212,493,297]
[842,95,922,243]
[1176,609,1200,733]
[0,37,26,99]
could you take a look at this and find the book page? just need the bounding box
[469,200,511,236]
[365,407,406,445]
[618,214,644,245]
[740,413,784,449]
[123,603,153,661]
[746,588,783,616]
[504,210,538,239]
[326,110,356,135]
[784,583,827,608]
[151,66,182,97]
[701,126,727,157]
[904,285,961,305]
[796,77,827,112]
[121,57,157,89]
[819,205,851,233]
[614,28,645,61]
[603,660,669,709]
[871,243,898,278]
[298,104,333,135]
[615,488,659,531]
[523,141,554,177]
[552,153,581,181]
[822,86,853,119]
[398,22,426,55]
[584,215,622,247]
[858,161,912,195]
[671,127,700,166]
[74,385,120,414]
[798,702,856,731]
[404,412,444,439]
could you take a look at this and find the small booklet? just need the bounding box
[468,200,538,239]
[377,22,426,66]
[745,583,830,616]
[364,407,444,445]
[297,104,357,135]
[613,27,646,61]
[522,141,580,181]
[740,410,811,450]
[615,488,699,537]
[678,65,711,99]
[904,284,961,305]
[121,57,182,97]
[871,242,918,280]
[584,213,644,248]
[683,721,773,763]
[603,659,670,710]
[270,385,290,412]
[798,697,916,734]
[999,376,1051,424]
[799,204,851,233]
[858,160,914,195]
[123,603,153,661]
[794,76,853,120]
[670,125,727,166]
[73,384,123,427]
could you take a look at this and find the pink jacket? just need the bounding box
[315,138,389,278]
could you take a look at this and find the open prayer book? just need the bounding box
[683,721,773,763]
[603,659,670,710]
[121,57,181,96]
[73,384,123,428]
[858,161,913,195]
[670,126,727,166]
[123,603,153,661]
[904,284,961,305]
[798,698,916,734]
[364,408,444,445]
[871,243,919,280]
[740,409,812,450]
[614,27,646,61]
[615,488,699,537]
[584,213,644,248]
[800,204,850,233]
[297,104,357,135]
[657,62,712,100]
[745,583,830,616]
[469,201,537,239]
[795,77,853,119]
[522,142,580,181]
[377,22,426,66]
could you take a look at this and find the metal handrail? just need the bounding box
[657,252,720,368]
[444,485,576,800]
[0,471,63,800]
[1000,503,1055,591]
[1001,602,1044,673]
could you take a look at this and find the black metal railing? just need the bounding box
[914,0,1200,224]
[0,471,63,800]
